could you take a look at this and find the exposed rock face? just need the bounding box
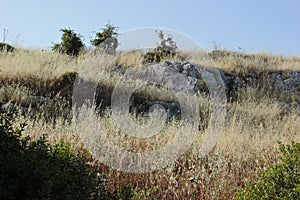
[128,61,227,121]
[268,71,300,92]
[224,70,300,98]
[1,61,299,122]
[1,96,70,123]
[128,62,299,120]
[144,101,181,122]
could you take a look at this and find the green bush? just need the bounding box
[143,30,184,64]
[91,23,118,53]
[52,29,85,56]
[0,108,133,200]
[235,141,300,200]
[0,42,15,52]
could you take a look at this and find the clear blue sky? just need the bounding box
[1,0,299,55]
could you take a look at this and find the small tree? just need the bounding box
[91,23,119,53]
[52,29,84,56]
[143,30,182,63]
[156,30,178,55]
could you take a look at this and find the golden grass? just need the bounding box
[9,88,297,199]
[1,48,300,199]
[211,51,300,76]
[0,49,79,79]
[15,98,298,199]
[115,50,144,67]
[1,48,300,78]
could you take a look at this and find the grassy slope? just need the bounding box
[0,49,299,199]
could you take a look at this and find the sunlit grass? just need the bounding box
[0,48,299,199]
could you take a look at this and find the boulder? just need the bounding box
[128,61,228,121]
[267,71,300,93]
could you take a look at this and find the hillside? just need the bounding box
[0,48,299,199]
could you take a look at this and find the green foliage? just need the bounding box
[235,141,300,200]
[143,30,183,64]
[0,42,15,52]
[52,29,85,56]
[91,23,118,53]
[0,108,133,200]
[132,186,159,200]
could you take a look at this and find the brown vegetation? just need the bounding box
[0,48,299,199]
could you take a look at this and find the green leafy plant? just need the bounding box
[91,23,118,53]
[143,30,183,64]
[235,141,300,200]
[52,29,85,56]
[132,186,159,200]
[0,108,133,200]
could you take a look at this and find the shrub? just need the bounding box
[143,30,183,64]
[91,23,118,53]
[52,29,85,56]
[0,108,133,199]
[235,141,300,200]
[0,42,15,52]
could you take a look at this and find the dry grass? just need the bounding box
[212,51,300,76]
[1,48,300,199]
[1,48,300,78]
[17,96,298,199]
[0,49,79,79]
[115,50,144,67]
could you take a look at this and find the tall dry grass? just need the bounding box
[189,50,300,76]
[1,48,299,199]
[0,49,79,79]
[16,94,299,199]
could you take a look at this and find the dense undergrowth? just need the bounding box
[235,141,300,199]
[0,108,134,200]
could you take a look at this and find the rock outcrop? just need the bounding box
[1,61,299,122]
[126,61,299,119]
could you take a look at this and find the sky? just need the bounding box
[1,0,300,56]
